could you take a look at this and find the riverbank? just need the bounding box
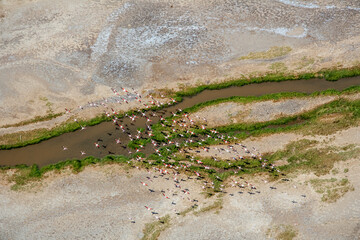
[2,1,360,239]
[1,77,359,240]
[2,85,359,187]
[1,70,359,150]
[1,125,359,239]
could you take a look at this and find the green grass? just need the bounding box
[1,67,360,150]
[239,46,292,60]
[0,114,108,149]
[267,224,298,240]
[297,56,315,70]
[1,69,359,190]
[179,204,198,216]
[321,67,360,81]
[310,178,354,203]
[4,155,130,190]
[174,66,360,98]
[193,196,223,215]
[5,95,359,189]
[276,225,298,240]
[176,86,360,115]
[269,140,360,176]
[269,62,288,73]
[140,96,360,183]
[181,96,360,139]
[0,113,63,128]
[142,215,171,240]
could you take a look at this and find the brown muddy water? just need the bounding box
[0,77,359,167]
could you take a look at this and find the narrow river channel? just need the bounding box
[0,77,359,167]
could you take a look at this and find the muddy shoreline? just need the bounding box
[0,77,359,167]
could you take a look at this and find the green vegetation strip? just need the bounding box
[142,215,171,240]
[1,67,359,150]
[268,140,360,176]
[2,155,129,191]
[267,224,298,240]
[180,85,360,114]
[309,177,354,203]
[193,196,223,215]
[0,114,109,150]
[174,66,360,98]
[239,46,292,60]
[1,113,63,129]
[1,71,359,191]
[1,96,359,191]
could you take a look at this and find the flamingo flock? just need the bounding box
[60,86,306,222]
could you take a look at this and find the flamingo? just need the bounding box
[80,151,86,155]
[94,142,100,148]
[62,146,68,151]
[144,206,152,211]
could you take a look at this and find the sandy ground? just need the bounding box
[1,0,360,127]
[160,157,360,240]
[189,126,360,160]
[189,93,360,127]
[0,126,359,239]
[1,1,360,239]
[1,91,358,139]
[189,95,338,127]
[0,165,207,240]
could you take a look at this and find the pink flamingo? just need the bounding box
[144,206,152,211]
